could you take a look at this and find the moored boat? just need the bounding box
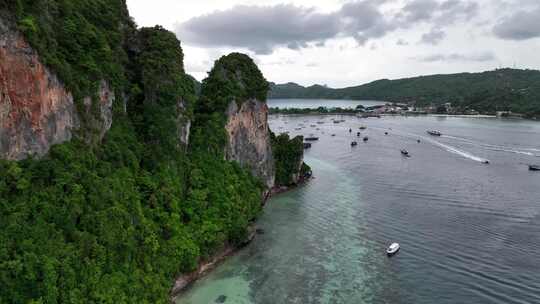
[529,165,540,171]
[363,136,369,142]
[305,137,319,141]
[351,141,358,146]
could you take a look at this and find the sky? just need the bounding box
[126,0,540,88]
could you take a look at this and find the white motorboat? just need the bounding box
[386,243,400,256]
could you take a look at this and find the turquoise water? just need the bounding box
[177,114,540,304]
[267,99,384,109]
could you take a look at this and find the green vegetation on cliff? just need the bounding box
[271,133,310,186]
[0,11,265,304]
[269,69,540,117]
[3,0,132,100]
[192,53,269,155]
[197,52,269,114]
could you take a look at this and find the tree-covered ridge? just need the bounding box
[0,5,266,304]
[127,26,195,168]
[269,68,540,117]
[191,53,270,155]
[198,53,269,114]
[3,0,133,102]
[0,117,263,303]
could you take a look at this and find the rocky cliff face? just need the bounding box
[290,153,305,184]
[177,99,191,146]
[0,16,79,160]
[225,99,275,189]
[0,15,114,160]
[81,80,115,142]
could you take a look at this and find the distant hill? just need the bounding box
[269,69,540,117]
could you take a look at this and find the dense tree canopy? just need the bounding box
[0,6,266,304]
[271,133,306,186]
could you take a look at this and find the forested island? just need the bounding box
[0,1,308,303]
[269,69,540,118]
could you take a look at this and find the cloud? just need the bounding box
[493,7,540,40]
[396,0,477,27]
[420,27,446,45]
[396,39,409,46]
[175,0,478,54]
[398,0,439,23]
[412,52,496,62]
[175,4,339,55]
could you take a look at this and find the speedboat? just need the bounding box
[529,165,540,171]
[401,149,409,156]
[386,243,400,256]
[427,130,442,136]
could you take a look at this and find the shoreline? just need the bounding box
[169,175,312,303]
[269,112,540,121]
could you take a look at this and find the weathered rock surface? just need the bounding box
[0,16,79,160]
[290,153,305,185]
[177,98,191,146]
[81,80,115,141]
[0,15,114,160]
[225,99,275,189]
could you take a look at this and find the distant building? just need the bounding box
[496,111,524,118]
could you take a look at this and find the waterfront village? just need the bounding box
[357,102,525,118]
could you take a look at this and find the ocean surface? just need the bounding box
[177,114,540,304]
[267,98,384,109]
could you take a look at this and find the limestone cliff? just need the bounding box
[194,53,275,188]
[0,15,78,160]
[225,99,275,188]
[0,15,114,160]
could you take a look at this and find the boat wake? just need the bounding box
[442,135,540,157]
[371,127,490,163]
[429,139,489,163]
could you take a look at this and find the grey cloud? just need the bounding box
[397,0,478,27]
[420,27,446,45]
[413,52,496,62]
[399,0,439,23]
[175,0,478,54]
[176,4,339,55]
[339,1,395,44]
[493,7,540,40]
